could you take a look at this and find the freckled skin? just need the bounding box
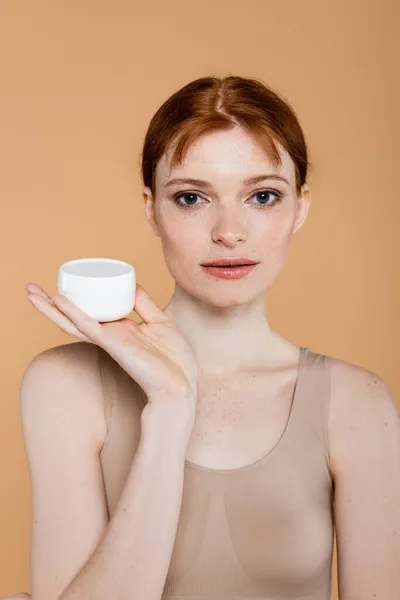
[146,128,303,312]
[141,126,311,377]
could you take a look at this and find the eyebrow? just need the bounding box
[164,174,290,189]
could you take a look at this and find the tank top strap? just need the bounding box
[287,347,332,468]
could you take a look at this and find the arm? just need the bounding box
[20,343,193,600]
[59,402,191,600]
[328,359,400,599]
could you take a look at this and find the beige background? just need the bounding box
[1,1,399,598]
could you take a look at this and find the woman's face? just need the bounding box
[143,126,310,308]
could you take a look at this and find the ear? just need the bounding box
[143,186,161,238]
[293,184,311,234]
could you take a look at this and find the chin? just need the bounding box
[169,263,279,307]
[193,284,268,310]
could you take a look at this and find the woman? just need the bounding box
[6,76,399,600]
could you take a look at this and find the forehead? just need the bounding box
[156,127,296,186]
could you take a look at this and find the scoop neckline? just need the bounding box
[184,346,308,475]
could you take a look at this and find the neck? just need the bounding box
[162,284,285,376]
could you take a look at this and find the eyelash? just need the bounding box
[172,189,283,210]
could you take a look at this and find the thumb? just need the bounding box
[133,283,169,325]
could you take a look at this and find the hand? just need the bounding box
[25,282,199,412]
[1,595,31,599]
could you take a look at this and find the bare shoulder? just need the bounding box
[24,341,102,393]
[21,341,107,453]
[25,339,99,370]
[326,353,399,480]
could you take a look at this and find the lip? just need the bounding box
[201,263,258,279]
[201,257,259,267]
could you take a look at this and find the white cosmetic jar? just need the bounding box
[57,258,136,322]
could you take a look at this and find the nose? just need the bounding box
[211,209,247,246]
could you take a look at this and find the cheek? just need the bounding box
[157,216,201,271]
[267,221,293,250]
[162,217,196,250]
[257,215,295,275]
[259,212,295,250]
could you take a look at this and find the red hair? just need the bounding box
[140,75,311,197]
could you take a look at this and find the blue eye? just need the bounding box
[174,192,201,208]
[173,189,283,209]
[251,190,283,206]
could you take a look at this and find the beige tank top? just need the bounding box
[98,346,334,600]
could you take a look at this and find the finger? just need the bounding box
[25,282,44,294]
[51,293,104,344]
[28,293,91,343]
[25,282,55,304]
[133,283,170,325]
